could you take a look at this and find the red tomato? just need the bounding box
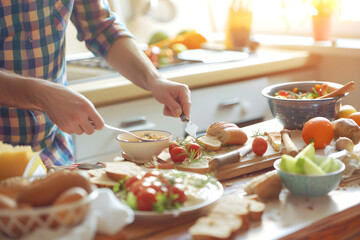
[144,170,163,178]
[124,176,141,191]
[252,137,268,156]
[137,188,157,211]
[169,184,187,204]
[186,143,201,158]
[169,142,180,152]
[128,180,146,196]
[170,147,188,163]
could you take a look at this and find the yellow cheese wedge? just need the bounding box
[0,142,42,180]
[265,132,282,152]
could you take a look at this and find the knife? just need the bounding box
[180,113,198,138]
[208,144,253,172]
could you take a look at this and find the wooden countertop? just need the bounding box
[69,48,318,108]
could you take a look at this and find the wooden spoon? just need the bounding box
[317,81,356,99]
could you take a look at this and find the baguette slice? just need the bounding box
[105,161,145,181]
[196,135,222,151]
[247,199,265,221]
[206,122,248,145]
[89,169,117,188]
[189,216,233,240]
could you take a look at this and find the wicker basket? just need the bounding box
[0,190,98,238]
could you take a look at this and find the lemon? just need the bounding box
[148,32,170,45]
[337,105,357,119]
[171,43,187,54]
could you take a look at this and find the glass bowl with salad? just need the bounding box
[262,81,348,129]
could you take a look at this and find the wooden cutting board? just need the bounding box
[157,119,308,181]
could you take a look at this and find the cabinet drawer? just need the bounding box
[190,77,268,133]
[73,98,184,162]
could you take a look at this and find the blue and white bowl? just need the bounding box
[273,158,345,198]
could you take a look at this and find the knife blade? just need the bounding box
[180,113,198,138]
[208,144,253,172]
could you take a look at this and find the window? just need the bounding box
[251,0,360,38]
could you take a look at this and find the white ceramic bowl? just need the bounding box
[116,130,172,164]
[273,158,345,198]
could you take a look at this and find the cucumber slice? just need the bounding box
[302,156,325,175]
[319,157,333,173]
[296,142,315,161]
[280,154,297,173]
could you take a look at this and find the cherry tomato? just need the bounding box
[169,184,187,204]
[186,143,201,159]
[144,170,163,178]
[170,147,188,163]
[252,137,268,156]
[169,142,180,152]
[128,180,146,196]
[124,176,141,191]
[137,188,157,211]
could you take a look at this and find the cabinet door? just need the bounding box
[190,77,268,133]
[73,98,184,162]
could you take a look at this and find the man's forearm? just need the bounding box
[0,70,45,110]
[105,37,164,91]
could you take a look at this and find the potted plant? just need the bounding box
[281,0,340,41]
[307,0,340,41]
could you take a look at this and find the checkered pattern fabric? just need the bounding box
[0,0,133,165]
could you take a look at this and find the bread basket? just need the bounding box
[0,190,98,238]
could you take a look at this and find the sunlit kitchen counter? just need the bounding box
[68,48,318,108]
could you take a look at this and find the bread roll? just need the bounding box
[0,193,17,209]
[52,187,89,226]
[206,122,248,145]
[244,170,282,200]
[17,170,93,207]
[0,177,29,199]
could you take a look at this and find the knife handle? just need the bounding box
[209,144,252,172]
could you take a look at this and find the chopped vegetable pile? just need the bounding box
[274,83,329,99]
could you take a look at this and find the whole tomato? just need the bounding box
[170,147,188,163]
[137,188,157,211]
[186,143,201,159]
[252,137,268,156]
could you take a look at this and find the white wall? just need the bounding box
[318,55,360,110]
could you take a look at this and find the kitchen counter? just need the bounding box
[69,48,318,108]
[93,119,360,240]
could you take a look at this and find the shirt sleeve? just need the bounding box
[70,0,134,58]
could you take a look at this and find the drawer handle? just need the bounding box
[120,116,147,128]
[218,98,241,109]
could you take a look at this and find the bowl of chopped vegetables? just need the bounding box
[262,81,347,129]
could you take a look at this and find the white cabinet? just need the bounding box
[73,98,184,162]
[190,77,269,133]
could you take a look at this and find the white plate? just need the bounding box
[177,49,249,63]
[130,170,223,220]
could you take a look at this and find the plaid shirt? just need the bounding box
[0,0,133,165]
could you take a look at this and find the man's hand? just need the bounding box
[38,82,104,135]
[150,80,191,118]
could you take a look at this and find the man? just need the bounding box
[0,0,191,166]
